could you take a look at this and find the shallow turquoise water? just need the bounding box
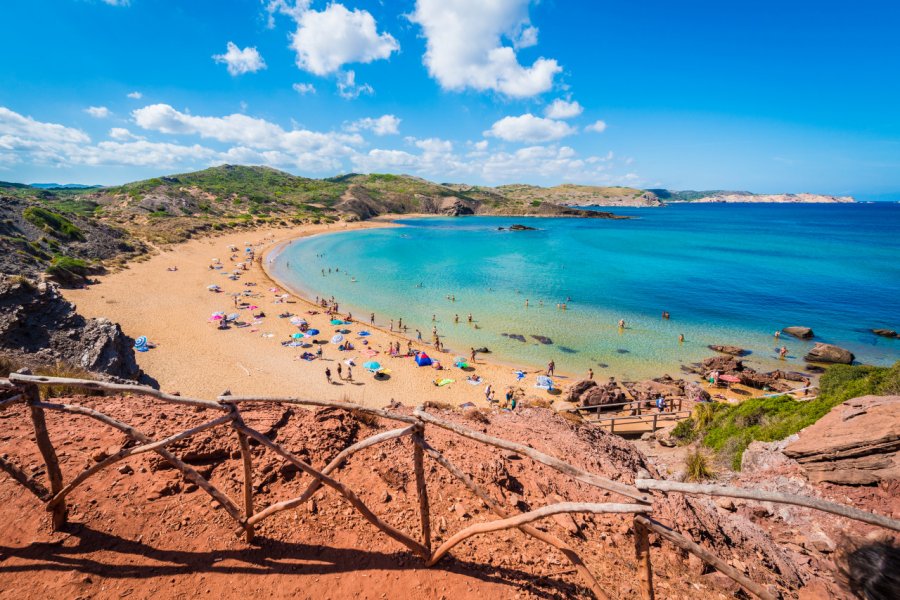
[270,204,900,379]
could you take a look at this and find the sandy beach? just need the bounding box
[64,218,562,408]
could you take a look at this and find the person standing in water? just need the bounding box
[679,333,685,343]
[779,346,788,359]
[587,368,594,380]
[618,319,626,329]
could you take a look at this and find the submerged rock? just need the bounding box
[531,335,553,345]
[871,328,898,338]
[783,326,814,339]
[804,342,854,364]
[707,344,748,356]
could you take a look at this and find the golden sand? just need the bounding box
[64,219,554,408]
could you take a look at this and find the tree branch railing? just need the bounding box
[1,372,898,600]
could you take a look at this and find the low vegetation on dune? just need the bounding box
[678,362,900,470]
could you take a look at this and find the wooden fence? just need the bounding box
[1,370,898,600]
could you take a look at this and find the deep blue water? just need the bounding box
[270,203,900,379]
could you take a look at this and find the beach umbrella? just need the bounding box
[331,334,344,344]
[358,331,371,337]
[291,333,303,339]
[207,284,220,291]
[249,305,259,310]
[290,317,306,326]
[306,328,320,336]
[454,356,467,364]
[363,361,381,371]
[211,314,224,321]
[135,336,147,348]
[227,313,239,321]
[330,319,344,325]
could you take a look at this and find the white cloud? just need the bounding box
[101,0,130,6]
[213,42,267,76]
[0,107,90,145]
[85,106,111,118]
[108,127,144,141]
[292,82,316,95]
[346,115,401,136]
[585,120,607,133]
[336,70,373,99]
[131,103,362,172]
[544,99,583,120]
[289,3,398,76]
[409,0,561,98]
[126,91,143,99]
[485,113,576,143]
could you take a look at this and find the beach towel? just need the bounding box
[434,378,454,387]
[465,378,481,385]
[363,349,379,357]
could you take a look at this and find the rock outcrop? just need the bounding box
[804,343,854,364]
[784,395,900,485]
[0,276,141,380]
[783,326,814,339]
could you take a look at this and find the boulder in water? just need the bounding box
[783,326,814,339]
[871,328,898,338]
[804,342,854,364]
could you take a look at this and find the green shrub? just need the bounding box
[22,206,84,240]
[670,417,697,443]
[46,255,90,283]
[699,361,899,470]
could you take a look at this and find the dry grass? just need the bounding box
[685,447,715,482]
[461,407,491,425]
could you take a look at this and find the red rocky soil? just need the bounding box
[0,396,887,599]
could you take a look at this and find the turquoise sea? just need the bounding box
[269,203,900,380]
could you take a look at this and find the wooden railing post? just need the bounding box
[223,393,254,543]
[634,517,655,599]
[412,416,431,552]
[21,372,66,530]
[652,413,658,432]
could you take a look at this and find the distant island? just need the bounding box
[647,189,854,204]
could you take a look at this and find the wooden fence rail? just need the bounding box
[1,372,898,600]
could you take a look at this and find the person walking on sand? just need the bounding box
[390,319,394,332]
[547,360,555,376]
[325,367,332,384]
[370,313,375,325]
[398,317,403,329]
[484,383,493,404]
[470,347,477,363]
[417,329,422,341]
[337,363,344,380]
[347,365,352,382]
[588,368,594,380]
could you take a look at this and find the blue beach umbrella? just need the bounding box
[135,336,147,348]
[291,333,303,339]
[306,328,320,336]
[363,361,381,371]
[331,334,344,344]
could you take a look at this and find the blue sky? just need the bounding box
[1,0,899,199]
